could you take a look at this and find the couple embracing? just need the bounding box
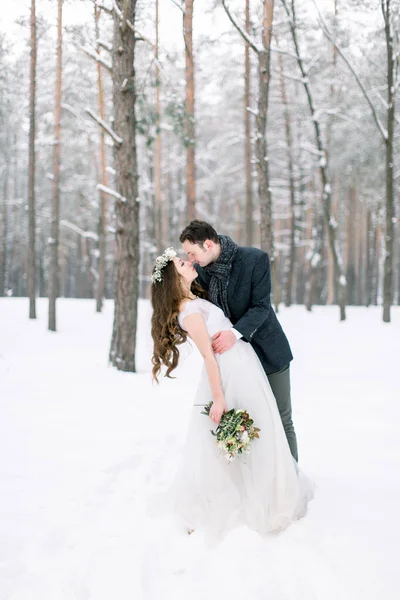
[151,220,312,540]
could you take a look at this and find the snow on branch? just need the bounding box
[61,103,95,138]
[222,0,263,54]
[97,184,126,203]
[270,46,298,61]
[60,219,99,241]
[274,68,307,84]
[85,108,123,145]
[90,266,100,281]
[96,2,113,15]
[111,0,155,50]
[80,46,112,72]
[246,106,259,117]
[97,38,113,52]
[310,0,388,141]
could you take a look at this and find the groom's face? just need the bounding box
[182,240,213,267]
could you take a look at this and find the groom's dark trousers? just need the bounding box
[196,245,299,462]
[267,365,298,461]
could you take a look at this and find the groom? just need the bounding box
[180,220,298,462]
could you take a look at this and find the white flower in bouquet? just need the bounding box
[241,430,249,443]
[201,402,261,463]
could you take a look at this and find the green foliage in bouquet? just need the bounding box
[201,401,261,462]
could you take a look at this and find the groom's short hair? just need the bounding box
[180,220,219,246]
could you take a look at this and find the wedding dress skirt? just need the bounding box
[169,298,313,540]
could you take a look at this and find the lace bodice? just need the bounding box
[178,298,233,337]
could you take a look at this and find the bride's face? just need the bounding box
[172,256,198,284]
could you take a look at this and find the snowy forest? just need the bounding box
[1,3,400,597]
[1,0,399,354]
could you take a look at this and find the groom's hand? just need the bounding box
[212,330,236,354]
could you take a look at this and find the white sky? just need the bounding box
[0,0,223,55]
[0,0,378,61]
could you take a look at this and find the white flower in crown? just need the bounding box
[151,247,177,284]
[164,248,177,259]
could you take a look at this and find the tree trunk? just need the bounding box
[327,175,338,304]
[374,218,382,305]
[366,208,373,306]
[109,0,140,372]
[355,193,363,305]
[155,0,163,249]
[244,0,253,246]
[94,4,108,313]
[0,166,9,296]
[305,196,314,311]
[345,185,356,305]
[48,0,63,332]
[28,0,37,319]
[281,0,347,320]
[273,208,281,312]
[257,0,274,256]
[327,0,338,306]
[221,0,274,254]
[184,0,196,221]
[277,48,296,306]
[382,0,395,322]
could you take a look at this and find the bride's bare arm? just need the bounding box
[182,312,227,425]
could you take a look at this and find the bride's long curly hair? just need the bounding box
[151,260,207,382]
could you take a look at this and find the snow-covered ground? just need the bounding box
[0,298,399,600]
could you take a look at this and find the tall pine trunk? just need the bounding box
[277,49,296,306]
[0,165,9,296]
[94,4,108,313]
[155,0,163,248]
[281,0,347,320]
[382,0,395,322]
[257,0,274,256]
[28,0,37,319]
[184,0,196,220]
[48,0,63,331]
[109,0,139,372]
[326,0,338,305]
[222,0,275,256]
[244,0,253,246]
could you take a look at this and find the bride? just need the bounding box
[150,247,313,540]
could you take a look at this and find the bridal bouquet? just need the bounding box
[201,401,260,462]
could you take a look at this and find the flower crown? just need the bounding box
[151,247,177,284]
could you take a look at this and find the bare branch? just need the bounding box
[85,107,123,145]
[273,68,307,84]
[61,103,95,138]
[111,0,156,50]
[222,0,263,54]
[80,46,112,72]
[374,89,389,110]
[270,46,298,61]
[96,2,113,15]
[170,0,184,12]
[96,0,112,15]
[96,38,113,52]
[60,219,99,241]
[310,0,388,141]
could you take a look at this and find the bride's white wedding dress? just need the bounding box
[170,297,313,540]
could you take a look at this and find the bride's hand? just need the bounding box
[209,399,227,426]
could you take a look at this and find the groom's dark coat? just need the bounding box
[195,246,293,375]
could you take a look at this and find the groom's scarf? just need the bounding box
[203,235,238,318]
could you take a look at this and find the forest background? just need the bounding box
[0,0,399,371]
